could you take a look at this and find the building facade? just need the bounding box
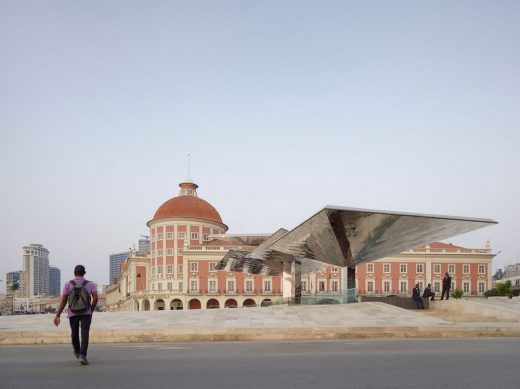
[21,244,49,297]
[355,241,494,297]
[105,180,496,311]
[109,252,130,284]
[106,181,281,310]
[48,266,61,296]
[502,263,520,287]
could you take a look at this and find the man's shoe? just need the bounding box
[74,351,80,359]
[79,356,89,365]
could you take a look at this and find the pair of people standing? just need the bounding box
[54,265,98,366]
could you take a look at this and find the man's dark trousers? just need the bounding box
[441,287,450,300]
[69,314,92,357]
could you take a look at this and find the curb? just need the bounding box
[2,326,520,345]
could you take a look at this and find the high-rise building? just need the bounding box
[109,252,129,284]
[49,266,61,296]
[138,238,150,254]
[6,271,21,294]
[21,244,49,297]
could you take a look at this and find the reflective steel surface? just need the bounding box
[217,206,497,276]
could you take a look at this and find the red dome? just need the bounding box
[148,181,226,229]
[152,196,223,224]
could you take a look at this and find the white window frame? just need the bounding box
[448,264,455,274]
[478,264,485,274]
[331,280,338,292]
[191,232,198,240]
[264,280,271,292]
[190,262,198,272]
[416,264,423,273]
[367,263,374,273]
[318,281,325,292]
[227,280,235,292]
[190,280,198,292]
[167,265,173,274]
[400,264,407,273]
[367,281,374,293]
[383,263,390,273]
[463,264,470,274]
[166,233,174,240]
[209,280,217,292]
[245,280,253,292]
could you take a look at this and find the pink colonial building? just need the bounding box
[355,241,494,297]
[105,180,495,310]
[105,180,281,310]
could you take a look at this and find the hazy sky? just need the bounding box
[1,1,519,291]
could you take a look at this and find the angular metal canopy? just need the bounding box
[217,206,497,276]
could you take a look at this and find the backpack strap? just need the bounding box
[81,280,89,287]
[70,280,77,287]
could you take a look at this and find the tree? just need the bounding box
[492,269,504,281]
[10,283,19,313]
[496,280,512,296]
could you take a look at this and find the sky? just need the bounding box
[1,1,519,291]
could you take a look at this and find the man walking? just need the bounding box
[412,283,425,309]
[54,265,98,365]
[441,272,452,300]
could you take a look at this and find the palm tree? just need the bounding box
[10,283,19,313]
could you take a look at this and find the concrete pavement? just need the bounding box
[1,298,519,344]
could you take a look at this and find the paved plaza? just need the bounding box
[1,298,520,344]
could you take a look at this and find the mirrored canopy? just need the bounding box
[217,206,497,276]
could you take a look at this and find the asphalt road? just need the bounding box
[0,339,518,388]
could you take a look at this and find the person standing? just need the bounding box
[54,265,98,365]
[423,283,435,301]
[412,283,425,309]
[441,272,452,300]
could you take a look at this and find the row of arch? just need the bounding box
[137,298,273,311]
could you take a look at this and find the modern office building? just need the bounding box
[21,244,50,297]
[49,266,61,296]
[109,252,130,284]
[138,238,150,254]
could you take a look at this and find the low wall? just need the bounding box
[360,295,430,309]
